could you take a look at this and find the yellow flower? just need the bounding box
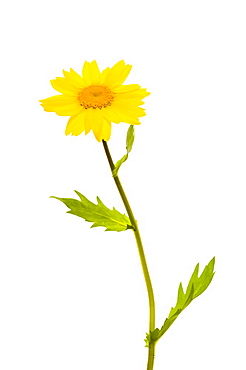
[40,60,150,142]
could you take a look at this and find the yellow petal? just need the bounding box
[114,94,145,107]
[65,116,75,135]
[63,68,86,89]
[101,119,112,141]
[91,109,104,141]
[113,102,146,117]
[100,67,110,84]
[82,61,101,85]
[50,78,78,95]
[54,104,83,116]
[40,95,77,106]
[92,109,103,141]
[102,106,122,123]
[83,61,101,84]
[40,95,82,116]
[103,60,132,89]
[65,110,86,136]
[118,89,151,100]
[82,62,90,84]
[83,108,94,134]
[102,105,141,125]
[112,84,140,93]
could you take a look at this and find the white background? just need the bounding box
[0,0,245,369]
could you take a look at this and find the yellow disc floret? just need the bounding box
[78,85,115,109]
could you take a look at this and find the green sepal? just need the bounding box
[113,125,135,177]
[50,190,133,232]
[145,257,215,346]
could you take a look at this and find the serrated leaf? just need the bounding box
[146,257,215,344]
[50,190,133,232]
[112,125,135,177]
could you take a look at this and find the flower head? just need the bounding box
[40,60,150,141]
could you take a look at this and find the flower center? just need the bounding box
[78,85,115,109]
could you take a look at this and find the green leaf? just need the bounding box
[113,155,128,177]
[144,332,151,347]
[126,124,135,153]
[50,191,133,232]
[146,257,215,345]
[113,125,135,177]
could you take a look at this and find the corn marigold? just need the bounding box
[40,60,150,142]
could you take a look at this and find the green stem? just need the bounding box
[147,342,156,370]
[102,140,156,370]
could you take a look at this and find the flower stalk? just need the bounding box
[102,140,156,370]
